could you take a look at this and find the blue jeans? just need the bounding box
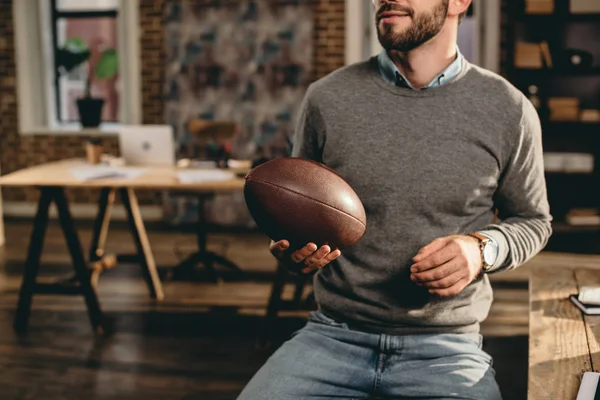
[238,311,502,400]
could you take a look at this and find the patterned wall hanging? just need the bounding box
[163,0,313,226]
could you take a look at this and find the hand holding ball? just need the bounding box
[243,158,366,272]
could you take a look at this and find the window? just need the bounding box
[14,0,141,134]
[52,0,119,124]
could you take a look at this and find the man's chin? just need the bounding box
[378,20,411,33]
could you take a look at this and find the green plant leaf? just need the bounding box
[63,37,88,53]
[56,49,90,73]
[95,49,118,79]
[56,37,89,73]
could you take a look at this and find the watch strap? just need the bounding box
[467,232,492,271]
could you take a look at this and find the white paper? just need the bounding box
[579,286,600,306]
[576,372,600,400]
[70,166,146,181]
[176,169,235,183]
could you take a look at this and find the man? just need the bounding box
[238,0,552,398]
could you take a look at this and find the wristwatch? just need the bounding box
[468,232,498,272]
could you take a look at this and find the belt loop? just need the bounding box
[379,334,387,352]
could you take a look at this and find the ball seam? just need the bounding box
[245,176,366,228]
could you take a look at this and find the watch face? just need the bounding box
[483,242,498,266]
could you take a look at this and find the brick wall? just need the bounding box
[0,0,345,207]
[313,0,345,80]
[140,0,166,124]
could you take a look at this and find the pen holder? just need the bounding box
[86,137,103,164]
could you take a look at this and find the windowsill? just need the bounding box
[20,123,121,136]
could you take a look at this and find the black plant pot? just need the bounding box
[76,97,105,128]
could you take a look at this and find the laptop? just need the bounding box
[118,125,176,166]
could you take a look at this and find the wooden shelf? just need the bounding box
[506,4,600,245]
[513,67,600,77]
[545,171,595,175]
[518,13,600,22]
[552,221,600,233]
[541,121,600,134]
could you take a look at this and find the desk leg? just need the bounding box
[13,188,53,332]
[89,188,115,262]
[120,188,164,301]
[170,193,242,282]
[53,188,105,335]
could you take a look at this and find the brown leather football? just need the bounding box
[243,157,366,250]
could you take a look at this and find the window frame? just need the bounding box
[13,0,141,136]
[50,0,119,124]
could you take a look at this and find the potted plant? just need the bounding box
[56,37,118,128]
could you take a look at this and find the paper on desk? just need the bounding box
[578,286,600,305]
[70,166,146,181]
[176,169,236,183]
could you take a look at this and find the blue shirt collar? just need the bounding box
[377,47,464,90]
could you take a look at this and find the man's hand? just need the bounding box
[410,235,483,297]
[270,240,341,274]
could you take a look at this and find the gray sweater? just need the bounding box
[291,57,552,334]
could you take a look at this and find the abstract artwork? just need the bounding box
[163,0,313,226]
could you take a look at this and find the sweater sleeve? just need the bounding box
[479,97,553,273]
[291,85,325,162]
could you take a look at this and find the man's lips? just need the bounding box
[378,11,410,22]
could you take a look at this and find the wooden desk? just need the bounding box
[529,255,600,399]
[0,159,247,335]
[0,159,246,191]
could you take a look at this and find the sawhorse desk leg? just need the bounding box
[14,186,165,335]
[88,187,164,301]
[14,187,105,335]
[120,188,164,300]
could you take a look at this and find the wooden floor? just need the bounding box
[0,218,586,400]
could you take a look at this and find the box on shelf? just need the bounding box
[514,42,544,68]
[547,97,581,121]
[547,97,580,108]
[566,208,600,226]
[550,109,581,121]
[543,152,594,173]
[570,0,600,13]
[580,109,600,122]
[526,0,555,14]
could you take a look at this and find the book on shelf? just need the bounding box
[539,41,553,68]
[514,42,543,68]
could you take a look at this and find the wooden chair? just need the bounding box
[257,262,314,348]
[179,119,239,164]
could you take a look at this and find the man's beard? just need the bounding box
[376,0,448,52]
